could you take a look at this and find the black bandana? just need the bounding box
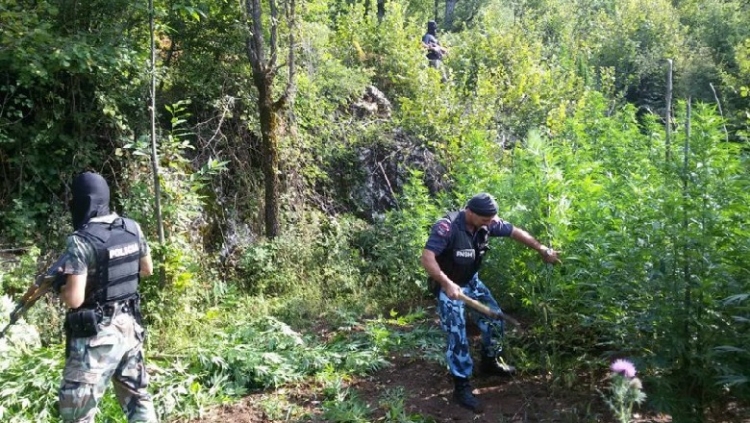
[70,172,111,230]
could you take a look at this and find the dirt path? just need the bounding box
[182,300,678,423]
[185,351,672,423]
[351,354,581,422]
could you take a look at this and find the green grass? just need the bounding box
[0,292,443,423]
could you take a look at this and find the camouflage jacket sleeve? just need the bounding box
[59,234,96,275]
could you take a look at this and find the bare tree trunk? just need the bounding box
[681,98,691,364]
[445,0,458,29]
[709,83,729,142]
[365,0,386,20]
[256,75,280,238]
[665,59,673,161]
[434,0,439,21]
[148,0,166,286]
[244,0,295,239]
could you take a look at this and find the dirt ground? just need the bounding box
[182,303,747,423]
[185,350,674,423]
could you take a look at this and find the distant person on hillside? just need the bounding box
[23,172,158,422]
[421,20,448,82]
[420,193,560,413]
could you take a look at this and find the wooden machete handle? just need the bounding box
[457,291,523,330]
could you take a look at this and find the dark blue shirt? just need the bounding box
[422,33,443,60]
[425,211,513,255]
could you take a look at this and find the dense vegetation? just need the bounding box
[1,0,748,421]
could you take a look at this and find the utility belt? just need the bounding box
[64,294,143,339]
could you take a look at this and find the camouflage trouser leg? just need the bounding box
[466,278,505,358]
[59,312,158,423]
[428,59,448,82]
[438,275,505,379]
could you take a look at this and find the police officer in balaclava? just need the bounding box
[34,171,159,422]
[421,20,448,81]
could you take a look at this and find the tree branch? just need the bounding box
[244,0,266,72]
[269,0,279,67]
[274,0,296,110]
[286,0,296,101]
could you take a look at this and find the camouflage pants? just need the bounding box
[59,310,157,423]
[438,275,504,379]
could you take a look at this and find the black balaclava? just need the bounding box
[427,20,438,36]
[71,172,111,230]
[466,193,498,217]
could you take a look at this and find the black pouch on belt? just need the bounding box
[65,308,100,338]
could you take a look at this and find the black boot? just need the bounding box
[480,355,517,376]
[452,376,483,413]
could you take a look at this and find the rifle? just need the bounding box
[0,256,66,340]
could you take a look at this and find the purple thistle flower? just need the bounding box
[610,359,637,378]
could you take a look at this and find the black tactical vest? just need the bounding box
[76,217,141,307]
[435,211,491,286]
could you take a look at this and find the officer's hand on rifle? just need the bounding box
[38,254,68,294]
[50,269,67,294]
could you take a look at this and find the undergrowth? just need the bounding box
[0,288,443,422]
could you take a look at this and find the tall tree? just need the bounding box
[243,0,296,238]
[365,0,386,20]
[445,0,458,28]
